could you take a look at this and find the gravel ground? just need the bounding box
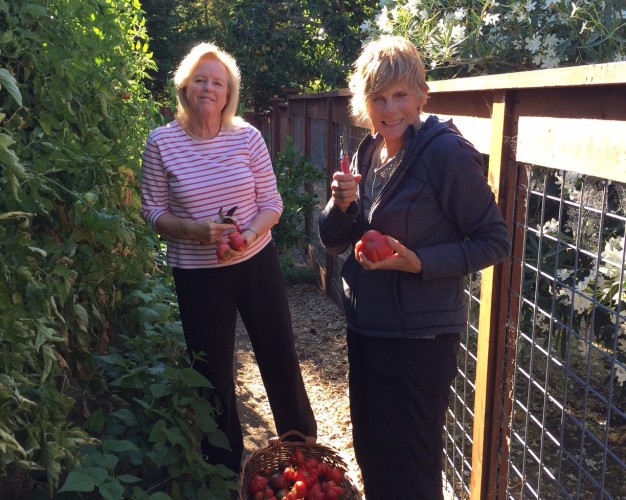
[234,282,363,492]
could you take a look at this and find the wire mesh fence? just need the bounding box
[505,165,626,499]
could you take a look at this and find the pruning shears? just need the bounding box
[339,136,350,174]
[217,206,238,224]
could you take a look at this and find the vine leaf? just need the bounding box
[0,68,22,107]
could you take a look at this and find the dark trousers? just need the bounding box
[347,330,460,500]
[173,243,317,472]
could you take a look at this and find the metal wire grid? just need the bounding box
[307,118,329,264]
[443,271,482,499]
[506,166,626,499]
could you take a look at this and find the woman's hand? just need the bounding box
[356,235,422,273]
[194,220,237,244]
[331,171,362,212]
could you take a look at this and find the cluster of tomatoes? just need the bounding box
[247,449,347,500]
[216,205,246,261]
[216,229,246,261]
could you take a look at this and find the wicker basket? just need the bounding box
[239,430,362,500]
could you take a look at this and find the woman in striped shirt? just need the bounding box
[141,42,317,473]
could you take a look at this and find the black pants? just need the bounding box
[173,243,317,472]
[347,331,460,500]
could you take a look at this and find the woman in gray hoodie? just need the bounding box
[318,36,510,499]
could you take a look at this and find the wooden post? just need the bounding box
[470,89,517,499]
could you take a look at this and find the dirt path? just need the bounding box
[234,282,363,491]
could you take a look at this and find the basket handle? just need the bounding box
[269,430,317,448]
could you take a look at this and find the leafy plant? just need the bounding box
[365,0,626,79]
[55,274,237,499]
[272,137,323,252]
[0,0,194,495]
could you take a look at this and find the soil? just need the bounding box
[233,280,364,491]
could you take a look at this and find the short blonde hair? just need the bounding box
[173,42,244,130]
[349,36,430,123]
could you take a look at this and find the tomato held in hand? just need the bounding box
[216,242,232,261]
[228,231,247,251]
[354,229,394,263]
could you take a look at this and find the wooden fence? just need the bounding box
[250,62,626,499]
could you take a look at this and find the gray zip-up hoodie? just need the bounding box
[318,115,511,338]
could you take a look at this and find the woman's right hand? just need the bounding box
[330,171,362,211]
[191,220,236,244]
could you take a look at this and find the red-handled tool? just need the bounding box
[339,136,350,174]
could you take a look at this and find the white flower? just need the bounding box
[454,7,468,21]
[483,13,501,25]
[404,0,422,17]
[557,268,574,280]
[618,338,626,353]
[376,7,393,33]
[525,34,542,53]
[616,365,626,386]
[579,19,588,34]
[451,24,466,43]
[524,0,538,12]
[543,33,560,47]
[540,218,559,234]
[535,313,550,333]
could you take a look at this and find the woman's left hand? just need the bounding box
[356,235,422,273]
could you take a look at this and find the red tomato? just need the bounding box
[317,461,329,477]
[290,449,305,467]
[354,229,394,263]
[327,466,343,484]
[228,231,247,251]
[254,491,265,500]
[295,468,312,488]
[270,471,288,491]
[283,466,296,483]
[216,242,232,261]
[248,474,268,494]
[293,480,307,499]
[304,458,319,470]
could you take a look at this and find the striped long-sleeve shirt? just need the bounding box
[141,120,282,268]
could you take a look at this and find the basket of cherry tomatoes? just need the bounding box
[239,430,361,500]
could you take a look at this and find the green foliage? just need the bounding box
[366,0,626,78]
[221,0,378,112]
[0,0,231,497]
[140,0,378,112]
[272,138,323,252]
[55,273,237,498]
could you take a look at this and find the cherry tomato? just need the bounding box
[290,449,305,467]
[327,466,343,484]
[293,480,307,499]
[270,471,288,490]
[248,474,268,494]
[283,466,296,483]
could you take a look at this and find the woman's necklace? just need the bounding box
[185,126,219,142]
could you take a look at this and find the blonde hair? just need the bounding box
[173,42,244,129]
[349,36,430,123]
